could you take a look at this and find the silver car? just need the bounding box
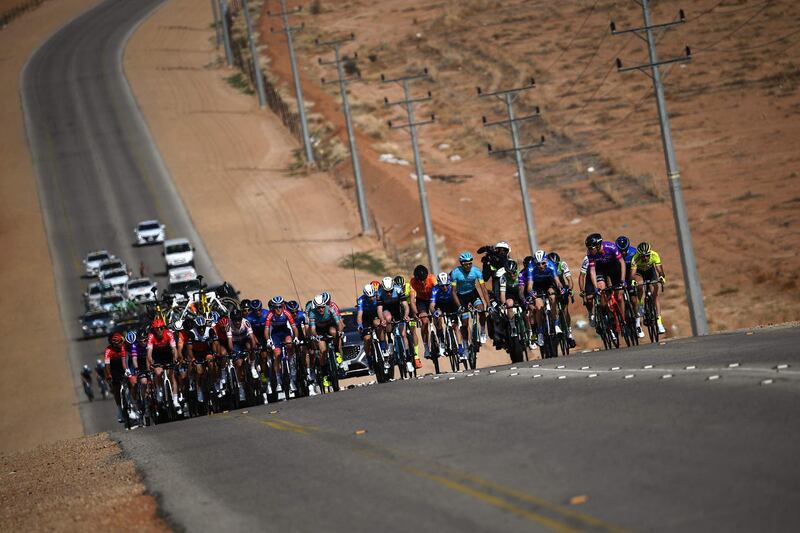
[83,250,114,277]
[99,268,129,287]
[337,308,370,377]
[134,219,165,246]
[84,281,117,310]
[80,309,116,339]
[126,278,156,302]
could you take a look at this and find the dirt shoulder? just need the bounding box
[0,433,169,532]
[0,0,94,453]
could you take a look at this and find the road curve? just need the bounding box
[120,327,800,532]
[22,0,220,434]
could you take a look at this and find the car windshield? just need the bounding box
[102,295,123,303]
[88,285,102,295]
[88,252,109,262]
[169,280,200,293]
[128,280,150,289]
[139,222,161,231]
[107,269,127,277]
[85,311,111,320]
[166,243,191,254]
[341,312,358,331]
[100,261,123,272]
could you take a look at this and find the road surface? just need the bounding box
[22,0,219,434]
[120,327,800,532]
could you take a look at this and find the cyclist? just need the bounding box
[103,332,136,424]
[287,300,314,389]
[377,276,413,373]
[396,274,422,369]
[615,235,643,338]
[80,364,93,402]
[356,283,382,372]
[489,258,523,349]
[547,251,577,348]
[186,316,220,402]
[577,255,598,328]
[479,241,512,281]
[308,293,342,388]
[409,265,436,359]
[127,329,150,410]
[522,250,565,347]
[95,359,109,399]
[451,251,490,349]
[317,291,344,356]
[213,315,231,356]
[429,272,464,357]
[265,296,300,394]
[585,233,627,329]
[245,299,269,345]
[630,241,667,335]
[146,318,180,409]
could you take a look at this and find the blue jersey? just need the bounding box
[450,266,483,295]
[247,309,268,329]
[430,283,453,304]
[619,245,636,266]
[378,286,406,308]
[522,259,559,285]
[293,310,307,326]
[356,295,379,317]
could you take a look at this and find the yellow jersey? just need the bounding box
[631,250,661,271]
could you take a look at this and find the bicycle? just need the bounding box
[362,327,391,383]
[151,363,178,422]
[267,341,295,402]
[532,292,559,359]
[119,380,140,430]
[495,303,530,363]
[617,283,639,348]
[81,374,94,402]
[464,306,481,370]
[639,279,664,343]
[595,288,623,350]
[435,311,464,372]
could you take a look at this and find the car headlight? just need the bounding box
[82,325,89,330]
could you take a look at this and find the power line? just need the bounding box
[541,0,602,77]
[694,0,778,51]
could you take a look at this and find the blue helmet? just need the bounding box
[615,235,630,251]
[459,251,473,263]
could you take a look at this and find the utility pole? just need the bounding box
[477,78,544,256]
[316,33,371,234]
[269,0,315,165]
[218,0,234,66]
[210,0,221,48]
[241,0,266,108]
[381,69,439,274]
[612,3,708,336]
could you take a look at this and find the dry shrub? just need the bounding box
[353,113,386,140]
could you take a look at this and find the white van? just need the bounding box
[163,238,194,269]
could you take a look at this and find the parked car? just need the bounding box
[84,281,117,310]
[163,238,194,269]
[99,268,129,287]
[337,307,369,377]
[80,309,116,339]
[168,265,197,284]
[134,219,165,246]
[83,250,114,277]
[97,258,126,279]
[126,278,157,302]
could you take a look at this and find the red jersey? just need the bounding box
[213,323,230,343]
[147,329,176,350]
[410,275,436,301]
[104,345,127,365]
[265,309,296,331]
[329,301,342,318]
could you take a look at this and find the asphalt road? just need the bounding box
[119,326,800,532]
[21,0,219,434]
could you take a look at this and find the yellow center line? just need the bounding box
[229,413,627,532]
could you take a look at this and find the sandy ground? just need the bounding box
[260,0,800,339]
[0,0,93,453]
[123,0,514,374]
[0,433,169,531]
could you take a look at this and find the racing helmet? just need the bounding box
[615,235,630,251]
[585,233,603,248]
[286,300,299,313]
[459,251,473,263]
[313,293,327,307]
[437,272,451,286]
[413,265,428,279]
[393,275,405,287]
[319,291,331,305]
[637,241,652,255]
[269,296,285,309]
[547,252,560,265]
[494,241,510,253]
[363,284,376,297]
[250,299,263,312]
[381,276,394,291]
[534,250,547,264]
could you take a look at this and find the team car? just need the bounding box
[134,219,166,245]
[82,250,114,277]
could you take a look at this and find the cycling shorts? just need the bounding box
[108,360,126,385]
[381,303,402,318]
[270,331,292,349]
[596,261,623,287]
[415,299,431,314]
[458,289,483,308]
[502,286,524,306]
[152,346,173,367]
[638,266,658,283]
[361,311,379,327]
[313,320,337,334]
[530,279,556,297]
[434,299,459,315]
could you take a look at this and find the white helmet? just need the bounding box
[381,276,394,291]
[495,241,510,252]
[363,284,376,297]
[534,250,547,264]
[437,272,450,285]
[313,293,326,307]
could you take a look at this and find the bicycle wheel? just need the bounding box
[625,300,639,347]
[604,308,620,349]
[646,297,659,343]
[446,329,458,372]
[327,347,340,392]
[429,332,441,374]
[120,385,133,430]
[395,336,408,380]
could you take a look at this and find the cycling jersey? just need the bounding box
[631,250,662,271]
[247,309,268,338]
[292,310,307,326]
[554,260,571,278]
[266,309,295,332]
[620,245,637,265]
[580,256,589,275]
[328,301,342,318]
[451,265,484,295]
[104,345,127,365]
[308,304,339,328]
[213,322,230,343]
[147,329,176,350]
[430,284,454,305]
[587,241,622,269]
[521,259,558,285]
[230,318,254,344]
[188,327,217,354]
[410,275,436,301]
[378,286,407,310]
[356,295,379,314]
